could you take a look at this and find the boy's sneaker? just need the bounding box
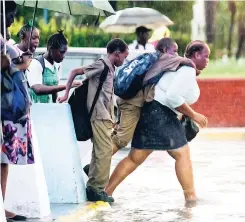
[83,164,90,176]
[86,186,114,203]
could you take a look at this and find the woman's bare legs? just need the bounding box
[1,163,16,218]
[106,144,196,202]
[1,164,8,202]
[167,144,196,202]
[105,149,153,196]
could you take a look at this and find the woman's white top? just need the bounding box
[154,66,200,114]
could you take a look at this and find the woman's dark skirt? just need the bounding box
[132,101,188,150]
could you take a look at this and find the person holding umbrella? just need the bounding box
[129,26,155,50]
[127,26,155,62]
[1,1,33,221]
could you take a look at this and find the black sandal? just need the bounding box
[7,215,27,221]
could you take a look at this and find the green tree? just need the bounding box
[205,1,217,44]
[235,2,245,59]
[121,1,194,35]
[227,1,236,58]
[11,1,194,55]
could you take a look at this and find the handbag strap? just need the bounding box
[88,60,109,119]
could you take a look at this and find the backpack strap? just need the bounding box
[35,54,45,75]
[88,60,109,119]
[35,54,58,101]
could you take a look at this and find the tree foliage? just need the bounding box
[10,1,193,51]
[117,1,194,33]
[10,1,244,58]
[214,1,245,58]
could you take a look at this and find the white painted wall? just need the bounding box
[30,104,86,203]
[78,140,93,185]
[2,103,87,219]
[191,0,206,41]
[4,127,51,218]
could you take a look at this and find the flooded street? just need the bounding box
[2,1,245,221]
[15,139,245,222]
[87,139,245,222]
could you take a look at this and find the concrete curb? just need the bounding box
[197,128,245,141]
[56,201,111,222]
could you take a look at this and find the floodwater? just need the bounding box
[15,139,245,222]
[88,140,245,222]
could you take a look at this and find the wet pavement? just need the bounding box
[12,139,245,222]
[87,140,245,222]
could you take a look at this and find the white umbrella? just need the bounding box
[15,0,115,16]
[99,7,174,33]
[14,0,115,51]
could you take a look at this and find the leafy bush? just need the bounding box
[9,16,190,54]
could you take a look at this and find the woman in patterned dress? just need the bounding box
[1,1,34,221]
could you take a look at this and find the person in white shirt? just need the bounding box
[16,23,40,54]
[105,40,210,204]
[127,26,155,61]
[25,31,79,103]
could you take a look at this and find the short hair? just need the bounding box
[106,38,128,54]
[155,38,176,53]
[184,40,207,58]
[135,26,151,35]
[0,0,17,13]
[47,30,68,50]
[17,23,38,39]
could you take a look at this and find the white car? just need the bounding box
[34,47,152,116]
[35,47,152,81]
[34,47,107,100]
[35,47,107,81]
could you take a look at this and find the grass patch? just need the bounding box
[200,58,245,78]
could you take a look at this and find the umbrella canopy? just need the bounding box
[148,26,171,47]
[14,0,115,51]
[149,26,171,42]
[99,7,173,33]
[15,0,115,16]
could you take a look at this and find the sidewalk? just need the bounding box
[124,128,245,148]
[57,139,245,222]
[55,201,110,222]
[197,127,245,141]
[15,202,111,222]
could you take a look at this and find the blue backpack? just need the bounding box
[114,52,160,99]
[1,70,30,122]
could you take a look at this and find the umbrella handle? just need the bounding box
[28,0,38,51]
[94,13,100,26]
[3,0,7,54]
